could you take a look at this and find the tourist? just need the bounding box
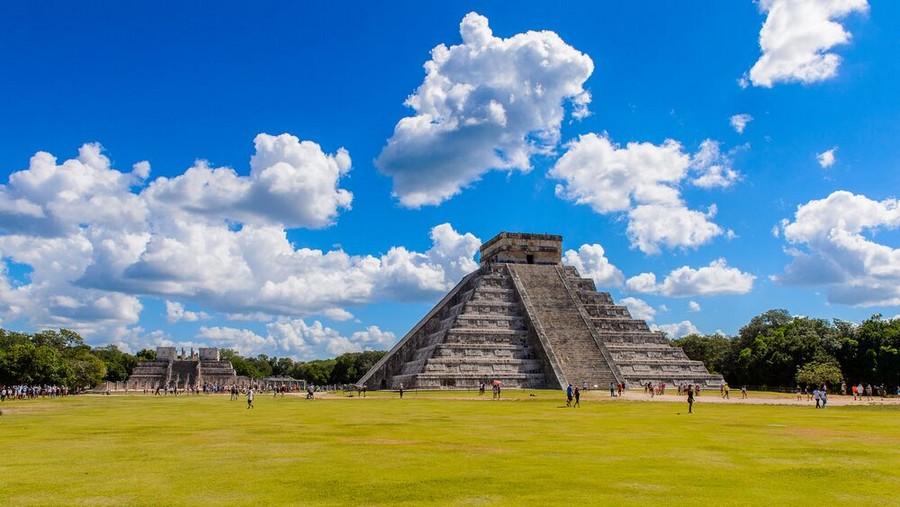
[399,382,404,399]
[841,382,847,396]
[573,387,581,408]
[566,384,573,407]
[821,389,828,408]
[741,386,748,399]
[687,385,695,414]
[609,382,616,397]
[247,388,254,409]
[617,382,624,397]
[865,384,873,400]
[813,388,821,408]
[479,382,485,396]
[851,384,858,400]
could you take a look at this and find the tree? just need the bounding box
[796,361,843,388]
[93,345,138,382]
[294,359,335,385]
[135,349,156,362]
[672,334,731,374]
[65,350,107,389]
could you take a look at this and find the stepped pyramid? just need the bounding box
[358,232,723,390]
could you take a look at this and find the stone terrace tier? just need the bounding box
[359,265,560,390]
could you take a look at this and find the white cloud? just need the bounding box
[376,12,594,207]
[688,300,701,312]
[620,297,656,321]
[775,190,900,306]
[690,140,741,189]
[729,114,753,134]
[0,141,482,339]
[747,0,869,87]
[817,147,837,168]
[562,243,624,287]
[626,204,724,256]
[109,326,174,355]
[165,300,210,323]
[652,320,700,339]
[197,320,396,359]
[626,258,756,296]
[144,133,352,229]
[550,133,733,254]
[323,308,354,322]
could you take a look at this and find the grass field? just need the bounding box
[1,390,898,506]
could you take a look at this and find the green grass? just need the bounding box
[1,391,898,506]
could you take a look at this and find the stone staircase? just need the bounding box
[508,263,620,388]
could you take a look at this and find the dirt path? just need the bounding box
[591,391,900,407]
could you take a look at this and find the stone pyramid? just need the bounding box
[358,233,723,390]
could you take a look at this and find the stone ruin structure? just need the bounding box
[358,232,723,391]
[127,347,237,390]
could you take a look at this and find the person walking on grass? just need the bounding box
[399,383,404,399]
[741,386,748,399]
[574,387,581,408]
[566,384,573,407]
[247,388,254,409]
[687,385,695,414]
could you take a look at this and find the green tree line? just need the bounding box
[0,327,385,388]
[673,310,900,389]
[3,309,896,391]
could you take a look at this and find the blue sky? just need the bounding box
[1,1,898,358]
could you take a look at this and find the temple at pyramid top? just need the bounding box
[479,232,562,266]
[359,232,723,391]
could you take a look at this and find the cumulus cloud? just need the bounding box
[747,0,869,87]
[144,133,352,228]
[652,320,700,339]
[376,11,594,207]
[775,190,900,306]
[197,319,396,359]
[729,114,753,134]
[688,300,701,312]
[562,243,624,287]
[165,300,210,323]
[626,258,756,296]
[620,297,656,321]
[817,147,837,168]
[0,141,481,341]
[690,140,741,189]
[550,134,736,254]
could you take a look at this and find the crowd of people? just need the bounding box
[1,384,70,401]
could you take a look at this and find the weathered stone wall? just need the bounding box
[479,232,562,266]
[156,347,176,361]
[199,348,220,361]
